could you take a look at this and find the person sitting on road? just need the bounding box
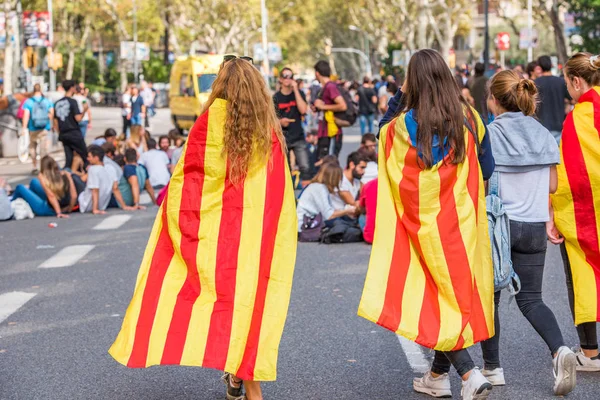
[169,137,186,173]
[0,178,13,221]
[21,83,54,175]
[297,161,356,233]
[12,155,77,218]
[118,148,156,208]
[358,177,377,244]
[139,138,171,191]
[92,128,118,147]
[158,135,173,161]
[77,145,116,215]
[102,142,134,210]
[359,133,378,184]
[330,151,367,210]
[127,124,147,155]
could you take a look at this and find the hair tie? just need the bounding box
[590,55,600,65]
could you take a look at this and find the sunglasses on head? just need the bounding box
[223,55,254,63]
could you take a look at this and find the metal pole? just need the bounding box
[483,0,489,70]
[48,0,56,90]
[133,0,138,83]
[527,0,533,62]
[260,0,269,84]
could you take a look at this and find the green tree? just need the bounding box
[567,0,600,54]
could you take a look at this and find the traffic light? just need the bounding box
[47,51,63,70]
[23,47,38,69]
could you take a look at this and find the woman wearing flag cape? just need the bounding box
[109,57,298,400]
[548,52,600,373]
[358,49,496,400]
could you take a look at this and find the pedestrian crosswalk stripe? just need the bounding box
[0,292,37,324]
[397,335,430,373]
[39,245,95,268]
[93,215,132,230]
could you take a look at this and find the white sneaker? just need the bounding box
[413,371,452,398]
[482,367,505,386]
[461,369,492,400]
[553,346,577,395]
[573,347,600,372]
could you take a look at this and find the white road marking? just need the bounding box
[0,292,37,324]
[139,192,152,205]
[397,335,430,373]
[7,176,28,184]
[93,215,132,230]
[39,245,95,268]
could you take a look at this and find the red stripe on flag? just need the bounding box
[202,165,246,370]
[127,195,175,367]
[385,119,398,160]
[377,144,414,332]
[237,139,287,380]
[161,112,210,364]
[470,279,491,342]
[562,113,600,320]
[466,131,480,220]
[436,163,475,349]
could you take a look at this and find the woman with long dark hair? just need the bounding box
[359,49,496,400]
[109,57,298,400]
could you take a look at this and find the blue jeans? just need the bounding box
[12,178,55,216]
[79,121,89,138]
[131,114,143,126]
[359,114,375,135]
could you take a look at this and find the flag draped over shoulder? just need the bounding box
[109,99,298,381]
[552,86,600,326]
[358,111,495,351]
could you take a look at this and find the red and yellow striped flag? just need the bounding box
[552,86,600,326]
[358,110,495,351]
[109,99,298,381]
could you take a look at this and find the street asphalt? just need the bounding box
[0,109,598,399]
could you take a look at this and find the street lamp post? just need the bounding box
[48,0,56,91]
[348,25,372,77]
[260,0,269,84]
[133,0,139,83]
[483,0,490,71]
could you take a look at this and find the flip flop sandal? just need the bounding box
[221,373,244,400]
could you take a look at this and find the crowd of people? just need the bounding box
[0,79,181,221]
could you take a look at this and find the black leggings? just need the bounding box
[431,350,476,377]
[561,244,599,350]
[479,221,566,369]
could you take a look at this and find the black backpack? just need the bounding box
[320,218,363,244]
[322,82,358,127]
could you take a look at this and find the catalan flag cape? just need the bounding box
[109,99,298,381]
[358,110,495,351]
[552,86,600,326]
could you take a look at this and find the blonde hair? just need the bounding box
[565,52,600,87]
[201,58,284,185]
[488,70,538,116]
[311,162,342,194]
[40,156,65,198]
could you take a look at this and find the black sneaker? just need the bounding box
[221,373,245,400]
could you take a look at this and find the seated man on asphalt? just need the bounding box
[330,151,368,211]
[139,138,171,191]
[117,148,156,208]
[78,145,116,215]
[169,137,186,173]
[358,177,378,244]
[92,128,118,147]
[158,135,173,162]
[102,142,135,210]
[359,133,378,184]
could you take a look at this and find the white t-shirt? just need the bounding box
[122,93,132,117]
[330,174,361,210]
[78,165,114,213]
[73,94,90,122]
[139,149,171,187]
[297,183,336,232]
[498,168,551,222]
[104,156,123,183]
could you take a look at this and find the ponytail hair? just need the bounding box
[488,70,538,116]
[565,52,600,87]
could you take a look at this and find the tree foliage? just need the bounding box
[566,0,600,54]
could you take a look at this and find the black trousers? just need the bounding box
[59,133,87,170]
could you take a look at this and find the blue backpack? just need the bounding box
[31,97,51,130]
[486,172,521,295]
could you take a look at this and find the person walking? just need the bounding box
[109,57,298,400]
[535,55,572,145]
[121,85,132,138]
[12,155,77,218]
[53,80,88,170]
[73,85,92,138]
[21,83,53,174]
[549,52,600,373]
[469,62,489,120]
[359,49,496,400]
[356,77,377,135]
[273,67,311,186]
[482,70,577,396]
